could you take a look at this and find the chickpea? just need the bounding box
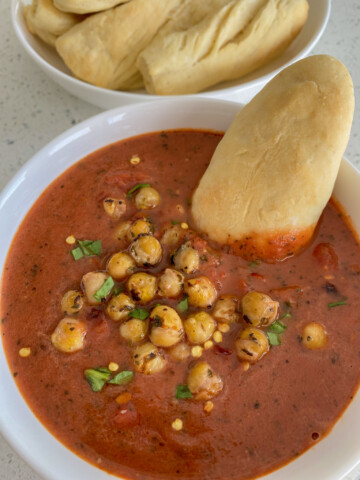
[149,305,184,348]
[81,271,111,305]
[127,272,157,304]
[213,295,239,325]
[61,290,84,315]
[235,327,269,363]
[302,322,327,349]
[158,268,184,298]
[107,252,136,280]
[120,318,148,344]
[133,342,166,374]
[127,218,154,241]
[114,220,132,243]
[187,362,223,401]
[184,276,217,309]
[129,234,162,266]
[103,197,126,219]
[161,224,182,247]
[184,311,216,345]
[241,291,279,327]
[173,242,200,274]
[107,293,135,321]
[135,186,161,210]
[51,318,86,353]
[169,342,191,362]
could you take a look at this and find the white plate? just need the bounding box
[11,0,331,108]
[0,97,359,480]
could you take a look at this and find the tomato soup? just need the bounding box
[1,130,360,480]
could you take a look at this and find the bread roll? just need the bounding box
[24,0,79,47]
[55,0,181,90]
[137,0,309,95]
[191,55,354,262]
[54,0,128,14]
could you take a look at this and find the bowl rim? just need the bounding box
[11,0,331,102]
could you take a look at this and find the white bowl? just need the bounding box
[0,97,359,480]
[11,0,330,108]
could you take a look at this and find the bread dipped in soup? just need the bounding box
[191,55,354,262]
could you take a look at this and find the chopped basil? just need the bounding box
[269,321,287,334]
[175,384,193,399]
[279,312,292,320]
[171,220,180,225]
[109,370,134,385]
[85,367,111,392]
[78,239,102,256]
[71,247,84,261]
[267,331,281,346]
[113,285,124,296]
[127,183,151,197]
[248,260,260,267]
[328,300,347,308]
[129,308,149,320]
[93,276,114,302]
[177,297,188,313]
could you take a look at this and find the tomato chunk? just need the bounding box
[313,243,338,271]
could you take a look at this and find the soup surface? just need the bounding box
[1,130,360,480]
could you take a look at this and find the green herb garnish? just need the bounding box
[248,260,261,267]
[267,331,281,346]
[93,276,114,302]
[176,297,188,313]
[186,198,191,206]
[113,285,124,296]
[127,183,151,197]
[269,321,287,334]
[328,300,347,308]
[71,247,84,261]
[171,220,180,225]
[129,308,149,320]
[109,370,134,385]
[175,384,193,399]
[85,367,111,392]
[78,239,102,256]
[279,312,292,320]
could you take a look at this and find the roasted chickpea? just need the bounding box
[213,295,239,325]
[127,272,157,304]
[135,186,161,210]
[107,293,135,321]
[187,362,223,401]
[184,276,217,308]
[61,290,84,315]
[133,342,166,374]
[107,252,136,280]
[302,322,327,349]
[169,342,191,362]
[127,218,154,241]
[114,220,132,243]
[235,327,269,363]
[130,234,162,266]
[161,224,182,247]
[241,291,279,327]
[173,242,200,274]
[81,271,112,305]
[103,197,126,219]
[149,305,184,348]
[120,318,148,344]
[51,318,86,353]
[184,311,216,345]
[157,268,184,298]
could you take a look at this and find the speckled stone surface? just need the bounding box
[0,0,360,479]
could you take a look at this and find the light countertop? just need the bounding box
[0,0,360,479]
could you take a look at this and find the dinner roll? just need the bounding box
[191,55,354,262]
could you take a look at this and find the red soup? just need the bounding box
[1,130,360,480]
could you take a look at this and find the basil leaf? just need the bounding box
[109,370,134,385]
[85,367,111,392]
[279,312,292,320]
[171,220,180,225]
[71,247,84,261]
[78,239,102,256]
[177,297,188,313]
[127,183,151,197]
[113,286,124,296]
[129,308,149,320]
[267,332,281,346]
[175,384,193,399]
[269,321,287,334]
[328,300,347,308]
[93,276,114,302]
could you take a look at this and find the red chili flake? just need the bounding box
[113,405,139,428]
[312,432,319,440]
[215,345,233,356]
[250,272,265,281]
